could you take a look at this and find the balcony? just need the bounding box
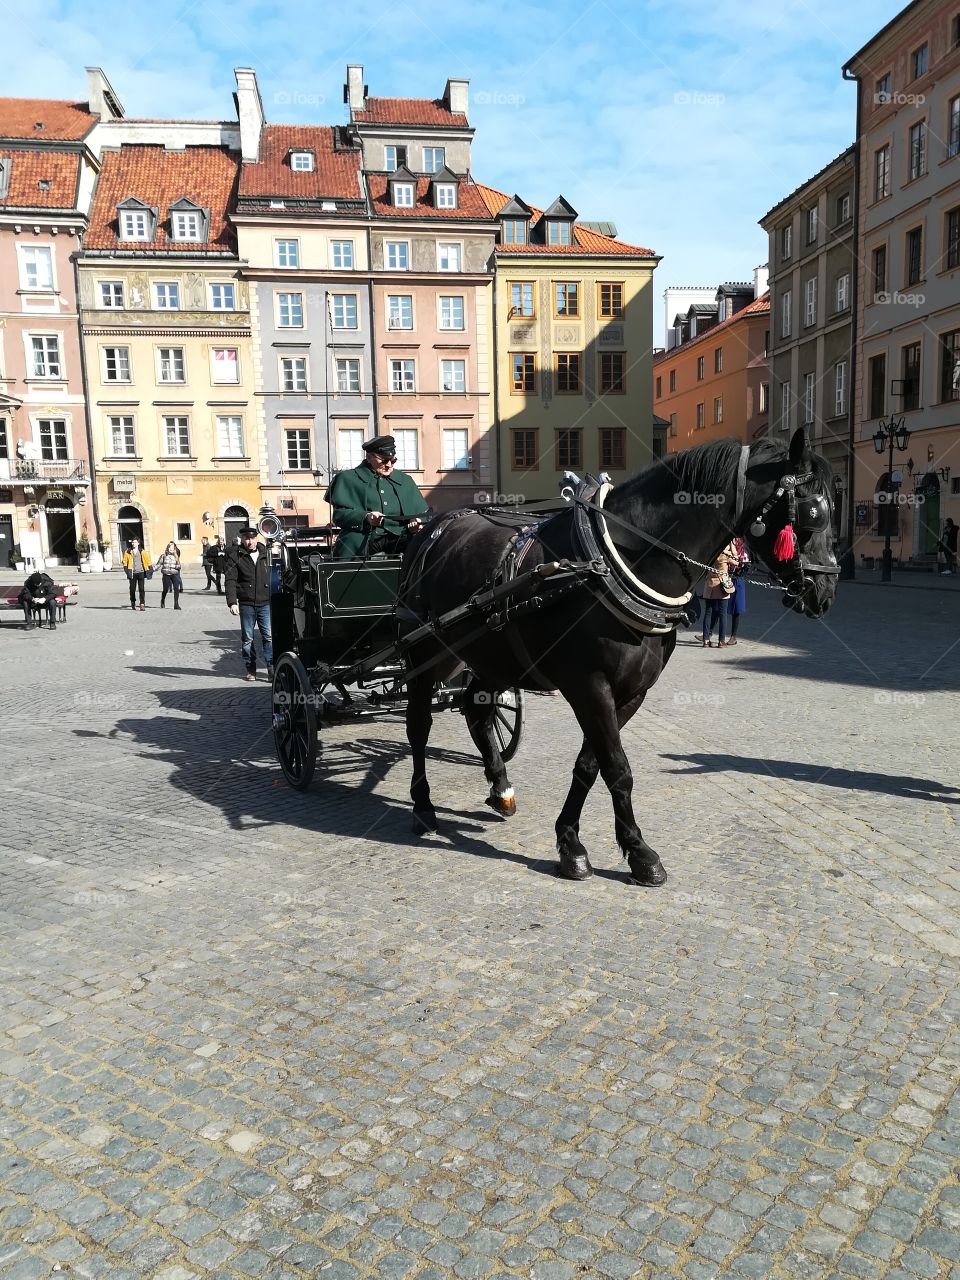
[10,458,88,483]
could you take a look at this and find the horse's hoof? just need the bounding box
[627,858,667,887]
[557,853,593,881]
[484,790,517,818]
[412,809,438,834]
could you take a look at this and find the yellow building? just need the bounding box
[478,187,660,501]
[77,143,262,560]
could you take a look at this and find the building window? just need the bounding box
[290,150,314,171]
[912,43,928,79]
[439,295,464,330]
[275,238,299,268]
[599,428,626,468]
[109,415,136,455]
[163,415,190,456]
[555,282,579,317]
[835,360,847,416]
[120,209,151,240]
[338,428,365,469]
[875,145,891,200]
[781,289,792,338]
[510,282,534,318]
[285,429,311,470]
[437,242,461,272]
[216,415,244,457]
[99,281,124,308]
[876,72,891,104]
[331,294,358,328]
[873,245,887,299]
[394,428,420,470]
[385,241,409,270]
[386,294,413,329]
[335,357,360,393]
[780,224,792,260]
[804,278,817,326]
[281,356,308,392]
[393,183,415,208]
[546,220,572,245]
[442,428,470,470]
[906,227,923,286]
[902,342,921,411]
[502,219,527,244]
[669,413,677,437]
[806,207,818,243]
[802,372,815,423]
[153,282,180,309]
[954,14,960,48]
[331,240,354,269]
[555,352,581,393]
[172,522,192,543]
[435,184,457,208]
[512,429,538,469]
[277,291,304,327]
[555,429,582,469]
[172,211,201,241]
[835,273,850,312]
[941,330,960,402]
[696,402,705,430]
[157,347,184,383]
[19,244,54,290]
[655,375,662,399]
[440,358,466,393]
[384,145,406,172]
[31,334,61,378]
[38,418,68,461]
[0,418,7,459]
[103,346,131,382]
[511,352,535,393]
[868,353,886,418]
[423,146,445,173]
[836,193,851,223]
[946,207,960,269]
[390,358,415,392]
[209,283,235,310]
[211,347,239,384]
[598,282,624,318]
[598,352,625,393]
[713,395,723,425]
[759,382,769,414]
[909,121,927,180]
[949,95,960,158]
[696,355,705,381]
[669,369,676,392]
[780,381,791,430]
[714,347,723,374]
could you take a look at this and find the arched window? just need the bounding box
[223,505,249,547]
[117,505,145,549]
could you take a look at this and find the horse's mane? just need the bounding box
[618,435,831,503]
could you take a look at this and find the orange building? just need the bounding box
[655,290,770,453]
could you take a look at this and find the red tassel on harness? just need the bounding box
[773,524,797,561]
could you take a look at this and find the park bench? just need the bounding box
[0,582,79,627]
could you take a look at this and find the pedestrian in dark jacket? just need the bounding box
[200,536,214,589]
[225,526,273,681]
[205,536,228,593]
[939,518,958,575]
[19,570,57,629]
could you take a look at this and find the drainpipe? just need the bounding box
[367,270,380,434]
[72,248,105,546]
[841,70,861,580]
[491,265,502,498]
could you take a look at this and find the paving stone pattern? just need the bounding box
[1,570,959,1279]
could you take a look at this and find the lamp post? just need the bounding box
[872,416,911,582]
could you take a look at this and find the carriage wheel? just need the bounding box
[466,688,525,763]
[272,653,318,790]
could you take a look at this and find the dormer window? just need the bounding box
[290,150,315,172]
[0,158,10,200]
[435,183,457,209]
[173,211,201,240]
[503,220,527,244]
[393,182,415,208]
[168,198,208,244]
[546,220,572,245]
[384,145,407,172]
[120,209,152,241]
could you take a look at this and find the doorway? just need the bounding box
[117,505,145,551]
[224,504,249,548]
[0,514,12,568]
[44,505,77,563]
[917,475,941,557]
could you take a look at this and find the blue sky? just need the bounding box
[14,0,897,340]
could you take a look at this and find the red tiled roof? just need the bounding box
[0,98,96,141]
[0,149,81,209]
[653,292,771,365]
[238,125,362,201]
[476,182,656,257]
[352,98,468,127]
[367,175,495,220]
[85,145,240,252]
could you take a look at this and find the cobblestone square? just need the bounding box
[1,570,959,1279]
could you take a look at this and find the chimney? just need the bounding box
[85,67,124,120]
[444,77,469,119]
[753,263,769,299]
[234,68,264,163]
[345,65,367,115]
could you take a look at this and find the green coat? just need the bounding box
[328,462,429,558]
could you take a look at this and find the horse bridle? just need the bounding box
[747,467,840,599]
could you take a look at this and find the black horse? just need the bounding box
[399,429,839,886]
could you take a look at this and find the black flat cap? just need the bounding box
[363,434,396,456]
[239,526,259,537]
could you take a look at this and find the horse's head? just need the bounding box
[744,428,839,619]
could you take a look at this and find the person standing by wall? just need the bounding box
[205,535,228,594]
[121,538,152,611]
[157,541,183,610]
[200,536,214,590]
[225,526,273,682]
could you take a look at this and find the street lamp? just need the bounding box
[872,415,911,582]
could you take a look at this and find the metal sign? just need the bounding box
[112,476,136,493]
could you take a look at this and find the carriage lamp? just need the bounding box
[873,416,911,583]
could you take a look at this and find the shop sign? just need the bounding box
[112,475,136,493]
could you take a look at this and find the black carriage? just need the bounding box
[268,525,525,789]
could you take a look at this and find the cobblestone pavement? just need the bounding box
[1,570,959,1280]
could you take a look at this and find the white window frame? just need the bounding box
[393,428,420,470]
[172,211,202,242]
[440,358,466,393]
[835,273,850,312]
[102,345,131,383]
[290,151,314,172]
[153,281,181,310]
[338,428,365,469]
[806,207,818,243]
[439,295,465,330]
[386,294,413,330]
[393,183,415,209]
[437,242,462,272]
[285,428,312,470]
[423,147,445,173]
[909,120,927,180]
[780,225,792,260]
[29,333,63,379]
[276,291,304,328]
[274,238,300,269]
[390,358,416,393]
[384,146,404,172]
[280,356,308,392]
[442,427,470,470]
[335,357,361,393]
[435,183,457,209]
[803,372,816,423]
[156,346,185,384]
[163,415,191,457]
[17,243,55,291]
[330,293,358,329]
[330,240,354,270]
[120,208,151,241]
[99,280,124,309]
[835,361,847,416]
[38,418,69,461]
[209,282,236,310]
[210,347,240,385]
[780,381,791,430]
[385,241,410,270]
[109,414,136,456]
[781,290,792,338]
[804,277,817,326]
[216,415,244,458]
